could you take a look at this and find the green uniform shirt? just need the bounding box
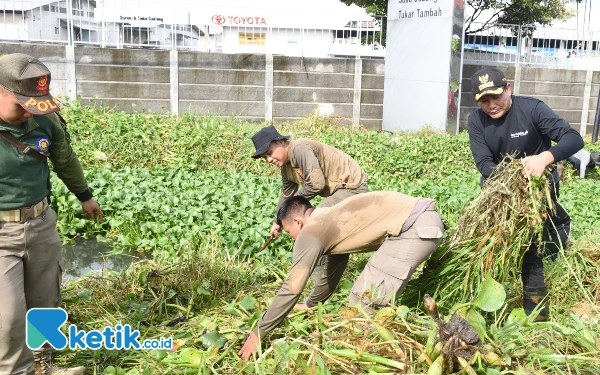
[0,114,89,210]
[254,191,422,338]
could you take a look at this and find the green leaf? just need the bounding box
[396,305,410,320]
[246,311,262,327]
[338,280,353,291]
[473,274,506,312]
[375,307,396,324]
[138,270,148,284]
[201,331,227,349]
[223,300,241,316]
[486,368,502,375]
[179,347,204,366]
[506,308,527,326]
[239,296,257,311]
[77,289,93,300]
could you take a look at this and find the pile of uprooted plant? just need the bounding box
[402,155,555,307]
[53,104,599,374]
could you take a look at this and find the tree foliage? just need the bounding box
[339,0,387,15]
[467,0,576,34]
[340,0,577,33]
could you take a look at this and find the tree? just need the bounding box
[339,0,387,15]
[340,0,578,34]
[467,0,576,34]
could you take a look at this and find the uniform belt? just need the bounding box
[0,198,49,223]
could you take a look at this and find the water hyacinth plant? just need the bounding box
[50,102,599,374]
[406,156,555,306]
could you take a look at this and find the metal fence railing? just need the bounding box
[464,22,600,69]
[0,0,385,59]
[5,1,600,68]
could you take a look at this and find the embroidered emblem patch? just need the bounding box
[36,76,49,93]
[36,137,50,155]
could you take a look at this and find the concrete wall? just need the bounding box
[0,43,384,129]
[0,43,598,134]
[271,57,384,128]
[461,64,600,136]
[76,47,172,112]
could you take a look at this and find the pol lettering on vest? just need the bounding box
[511,130,529,139]
[24,97,58,112]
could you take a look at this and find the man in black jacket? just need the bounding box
[467,67,584,321]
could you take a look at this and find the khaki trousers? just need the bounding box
[349,209,444,310]
[0,207,63,375]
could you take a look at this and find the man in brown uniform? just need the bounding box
[251,126,369,285]
[239,192,444,360]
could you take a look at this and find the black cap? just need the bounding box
[251,125,289,159]
[471,68,508,101]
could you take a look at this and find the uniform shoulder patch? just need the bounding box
[36,137,51,156]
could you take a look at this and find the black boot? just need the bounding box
[523,286,549,321]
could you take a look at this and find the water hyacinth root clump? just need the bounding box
[405,156,555,306]
[50,103,599,374]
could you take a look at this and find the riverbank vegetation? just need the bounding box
[54,102,600,374]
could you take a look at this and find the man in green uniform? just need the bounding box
[0,53,103,375]
[251,126,369,288]
[239,192,444,359]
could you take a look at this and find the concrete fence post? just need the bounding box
[513,65,521,96]
[580,69,593,136]
[65,45,77,102]
[352,58,363,128]
[170,50,179,116]
[265,54,274,122]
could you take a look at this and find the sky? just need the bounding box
[558,0,600,30]
[465,0,600,32]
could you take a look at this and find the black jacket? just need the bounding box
[468,95,583,176]
[468,95,584,197]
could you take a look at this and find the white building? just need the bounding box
[1,1,98,42]
[1,0,384,58]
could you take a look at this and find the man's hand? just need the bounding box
[522,151,554,178]
[238,332,260,361]
[81,199,104,223]
[294,303,309,310]
[270,222,282,239]
[294,303,315,315]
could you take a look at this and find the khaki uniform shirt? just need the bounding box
[277,139,366,210]
[254,191,422,338]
